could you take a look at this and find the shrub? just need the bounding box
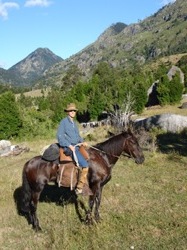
[0,91,22,139]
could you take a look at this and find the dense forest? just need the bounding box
[0,56,186,140]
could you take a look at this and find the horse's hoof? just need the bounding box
[95,219,101,224]
[85,217,94,226]
[33,226,42,232]
[95,217,102,223]
[85,220,93,226]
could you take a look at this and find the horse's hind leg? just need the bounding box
[30,191,42,231]
[94,187,103,222]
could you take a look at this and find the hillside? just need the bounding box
[41,0,187,86]
[0,0,187,88]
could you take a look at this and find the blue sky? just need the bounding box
[0,0,176,69]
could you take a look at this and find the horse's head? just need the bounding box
[122,130,145,164]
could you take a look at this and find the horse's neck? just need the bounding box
[98,138,123,166]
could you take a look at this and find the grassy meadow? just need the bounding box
[0,106,187,250]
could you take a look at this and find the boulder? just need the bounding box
[134,113,187,133]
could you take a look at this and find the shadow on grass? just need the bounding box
[40,184,88,222]
[40,184,77,205]
[157,132,187,156]
[13,184,88,229]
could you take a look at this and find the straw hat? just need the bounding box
[64,103,78,112]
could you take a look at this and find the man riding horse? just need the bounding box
[57,103,89,195]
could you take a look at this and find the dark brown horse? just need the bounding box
[20,130,144,231]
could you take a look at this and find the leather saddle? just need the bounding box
[57,146,89,191]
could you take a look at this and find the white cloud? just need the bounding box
[0,1,19,20]
[24,0,52,7]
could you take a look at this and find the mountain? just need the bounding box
[0,0,187,88]
[0,48,63,86]
[39,0,187,86]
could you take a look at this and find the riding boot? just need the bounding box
[75,167,89,195]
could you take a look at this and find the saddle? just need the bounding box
[57,146,90,192]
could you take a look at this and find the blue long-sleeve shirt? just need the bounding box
[57,116,83,147]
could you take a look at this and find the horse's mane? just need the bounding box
[94,131,130,153]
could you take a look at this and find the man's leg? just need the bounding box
[74,147,89,195]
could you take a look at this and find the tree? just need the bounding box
[169,73,183,104]
[133,82,148,114]
[0,91,22,139]
[108,92,135,132]
[157,75,170,106]
[62,65,83,87]
[17,92,33,107]
[153,62,168,81]
[88,85,106,120]
[18,108,54,139]
[157,73,183,106]
[176,55,187,90]
[37,96,50,111]
[47,88,67,123]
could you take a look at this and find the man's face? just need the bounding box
[68,110,77,118]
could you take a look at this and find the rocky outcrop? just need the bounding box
[146,66,184,107]
[167,65,184,84]
[134,113,187,132]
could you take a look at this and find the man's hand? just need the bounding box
[82,142,88,148]
[69,145,75,151]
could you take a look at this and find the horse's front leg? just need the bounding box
[30,191,42,231]
[85,183,99,225]
[85,196,94,225]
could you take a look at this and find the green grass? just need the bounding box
[0,132,187,249]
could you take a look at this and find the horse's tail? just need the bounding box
[21,164,31,213]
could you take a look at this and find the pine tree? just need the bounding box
[157,76,170,106]
[169,73,183,104]
[0,91,22,139]
[133,82,147,114]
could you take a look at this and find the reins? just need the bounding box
[88,144,133,159]
[75,143,120,159]
[88,145,120,158]
[75,139,133,160]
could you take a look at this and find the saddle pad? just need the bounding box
[58,163,78,190]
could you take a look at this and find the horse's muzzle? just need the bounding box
[135,155,145,164]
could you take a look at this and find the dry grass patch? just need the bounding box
[15,88,51,99]
[0,130,187,249]
[141,103,187,118]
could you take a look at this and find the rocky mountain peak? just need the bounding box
[7,48,63,84]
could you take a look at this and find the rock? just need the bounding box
[0,140,30,157]
[134,113,187,133]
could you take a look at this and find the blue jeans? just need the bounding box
[63,146,88,168]
[74,147,88,168]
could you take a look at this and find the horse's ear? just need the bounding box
[107,131,115,137]
[127,127,132,134]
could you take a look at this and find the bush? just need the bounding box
[0,91,22,139]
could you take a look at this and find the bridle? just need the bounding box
[122,137,134,159]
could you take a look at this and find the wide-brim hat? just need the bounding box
[64,103,78,112]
